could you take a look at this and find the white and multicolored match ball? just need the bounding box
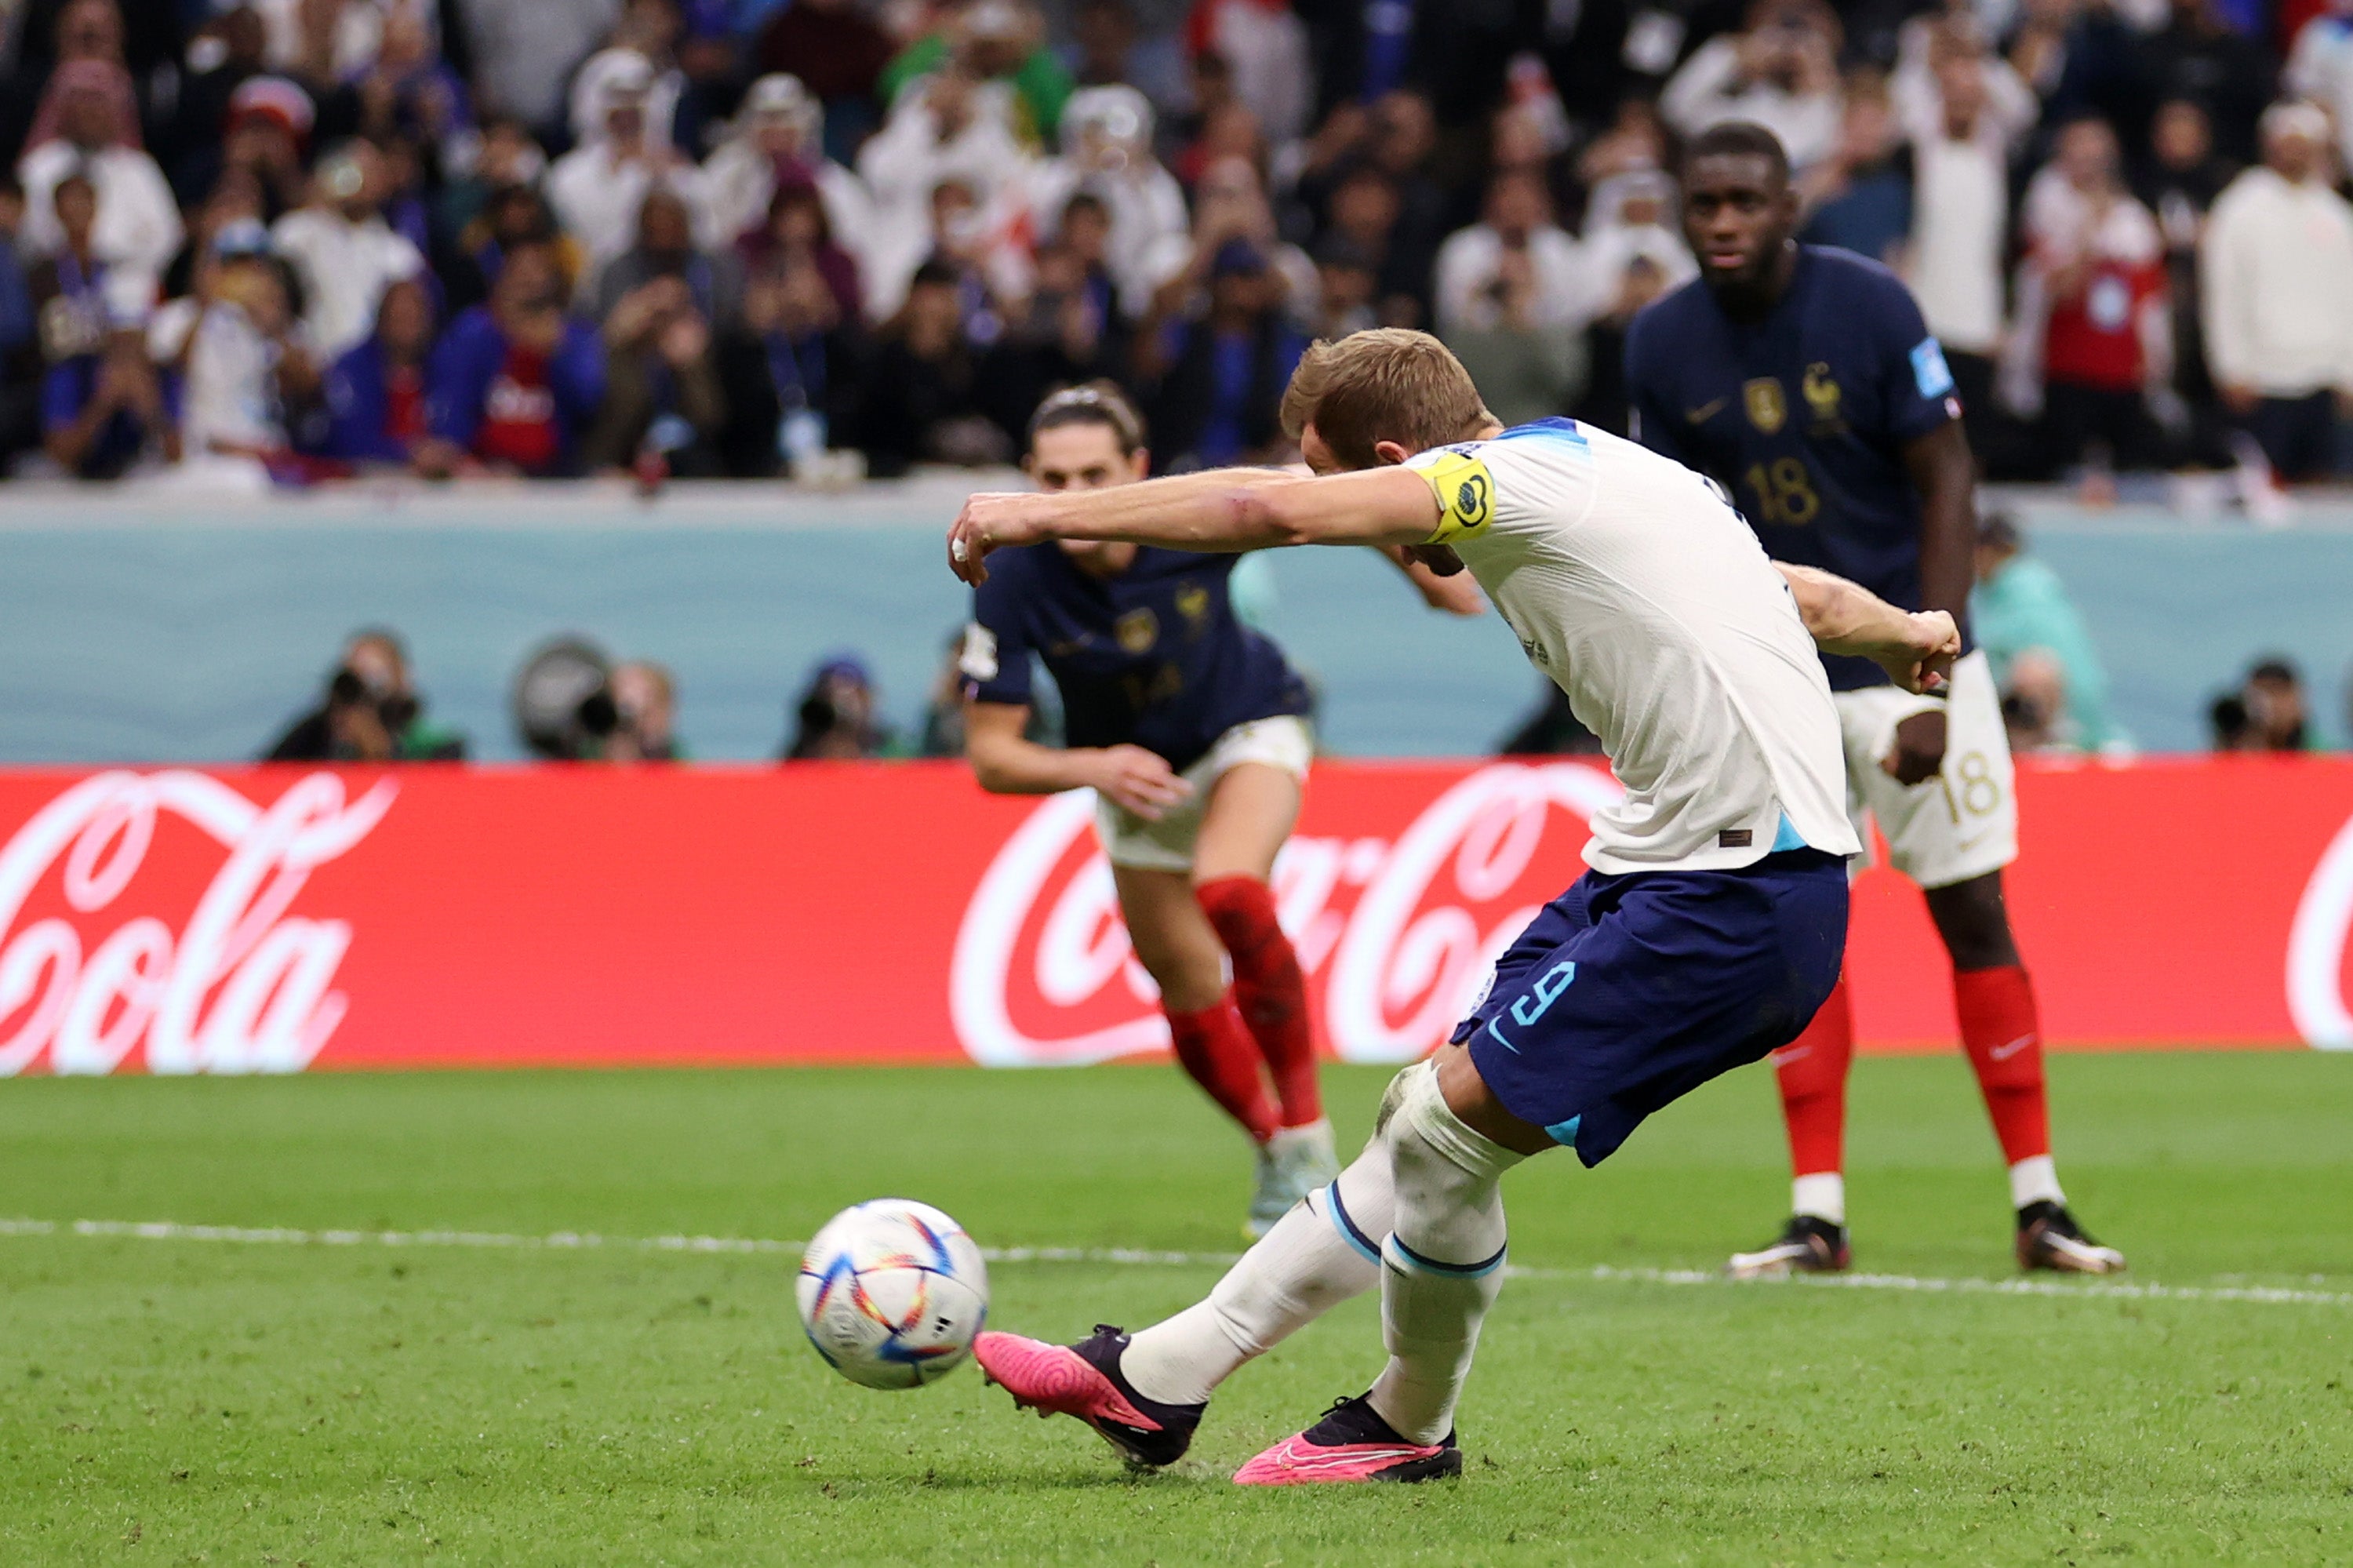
[795,1199,990,1390]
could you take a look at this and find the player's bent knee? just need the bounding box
[1430,1045,1555,1158]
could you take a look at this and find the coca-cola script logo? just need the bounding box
[0,770,395,1076]
[950,763,1626,1067]
[2287,808,2353,1051]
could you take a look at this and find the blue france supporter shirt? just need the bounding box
[1623,246,1963,690]
[961,545,1311,772]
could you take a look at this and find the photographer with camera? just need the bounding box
[264,629,467,762]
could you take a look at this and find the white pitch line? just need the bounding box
[4,1217,2347,1308]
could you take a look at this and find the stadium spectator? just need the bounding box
[1576,171,1695,306]
[925,175,1036,345]
[211,76,319,223]
[2137,0,2278,165]
[1434,171,1588,426]
[753,0,897,160]
[1660,0,1845,173]
[977,231,1129,440]
[1904,49,2012,423]
[434,116,547,256]
[270,140,427,360]
[2007,117,2175,480]
[714,256,867,477]
[18,60,184,302]
[782,653,895,759]
[856,63,1035,318]
[1435,169,1587,342]
[2286,0,2353,174]
[703,75,873,261]
[736,180,864,324]
[419,241,605,478]
[1028,85,1187,318]
[1187,0,1311,144]
[1973,511,2129,755]
[853,260,1002,475]
[26,173,117,365]
[1139,238,1304,470]
[595,186,744,330]
[312,275,435,467]
[2211,657,2314,751]
[566,5,687,152]
[880,0,1073,147]
[443,181,584,320]
[334,2,473,168]
[547,53,704,275]
[2137,100,2235,435]
[2199,100,2353,482]
[586,271,727,475]
[264,628,467,762]
[1798,77,1912,267]
[42,322,175,477]
[169,220,318,477]
[1133,155,1310,333]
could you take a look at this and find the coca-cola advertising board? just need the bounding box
[2,759,2350,1076]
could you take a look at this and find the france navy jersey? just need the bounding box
[1623,246,1962,690]
[960,544,1311,771]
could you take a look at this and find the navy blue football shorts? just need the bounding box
[1454,847,1849,1168]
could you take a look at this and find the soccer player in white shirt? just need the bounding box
[946,329,1958,1485]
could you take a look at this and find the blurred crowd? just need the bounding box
[0,0,2348,492]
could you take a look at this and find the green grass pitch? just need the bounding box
[0,1052,2348,1565]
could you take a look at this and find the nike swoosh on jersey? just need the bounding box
[1988,1033,2037,1061]
[1686,398,1729,423]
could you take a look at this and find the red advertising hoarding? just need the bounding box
[0,759,2348,1076]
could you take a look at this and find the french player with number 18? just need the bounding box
[1625,120,2125,1280]
[945,329,1961,1485]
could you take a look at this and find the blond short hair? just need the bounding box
[1278,329,1494,471]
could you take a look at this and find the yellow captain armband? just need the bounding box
[1414,449,1495,545]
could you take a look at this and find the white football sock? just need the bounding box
[1120,1072,1413,1406]
[2008,1154,2064,1210]
[1791,1172,1846,1226]
[1366,1062,1526,1446]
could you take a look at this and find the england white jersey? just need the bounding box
[1407,418,1860,875]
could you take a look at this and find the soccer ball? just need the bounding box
[796,1199,990,1389]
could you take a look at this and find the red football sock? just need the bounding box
[1772,975,1854,1177]
[1955,965,2050,1165]
[1164,996,1279,1143]
[1195,875,1322,1128]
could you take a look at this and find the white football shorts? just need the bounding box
[1093,715,1315,873]
[1837,649,2017,890]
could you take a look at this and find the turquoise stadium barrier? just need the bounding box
[1,482,2348,761]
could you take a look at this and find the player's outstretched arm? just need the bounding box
[964,700,1191,819]
[947,467,1440,584]
[1775,563,1961,696]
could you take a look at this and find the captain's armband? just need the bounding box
[1411,449,1496,546]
